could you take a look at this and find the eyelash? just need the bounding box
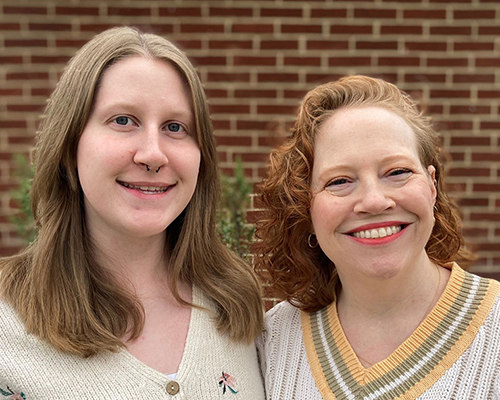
[389,168,412,176]
[112,117,188,134]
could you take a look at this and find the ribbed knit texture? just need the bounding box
[0,286,264,400]
[257,264,500,400]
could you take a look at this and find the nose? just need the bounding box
[353,179,396,215]
[133,125,169,172]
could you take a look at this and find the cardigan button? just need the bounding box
[166,381,180,395]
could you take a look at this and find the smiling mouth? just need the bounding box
[119,181,170,194]
[349,224,407,239]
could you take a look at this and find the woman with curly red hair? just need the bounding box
[255,75,500,399]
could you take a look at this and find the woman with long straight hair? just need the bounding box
[0,26,264,399]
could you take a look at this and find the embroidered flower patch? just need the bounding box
[0,386,26,400]
[218,372,238,394]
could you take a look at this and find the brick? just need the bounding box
[454,42,494,51]
[381,25,422,35]
[7,104,44,112]
[55,39,88,48]
[209,104,250,114]
[472,153,500,162]
[284,57,321,67]
[260,8,303,17]
[454,10,495,19]
[470,213,500,221]
[478,91,500,99]
[284,89,308,99]
[236,152,272,162]
[476,58,500,67]
[232,24,274,34]
[234,89,277,98]
[429,0,471,2]
[478,26,500,35]
[430,26,471,35]
[0,121,27,129]
[190,56,227,66]
[108,7,151,16]
[378,57,420,67]
[31,88,53,97]
[307,40,349,50]
[79,24,118,32]
[404,10,446,19]
[448,167,490,177]
[5,39,47,47]
[357,41,398,50]
[174,40,202,50]
[181,24,224,33]
[281,24,322,34]
[4,6,47,14]
[405,42,447,51]
[212,120,231,130]
[6,72,49,81]
[0,23,20,30]
[310,9,347,18]
[258,73,299,83]
[207,72,250,82]
[56,6,99,16]
[210,40,253,50]
[453,74,495,83]
[0,89,22,96]
[216,136,252,146]
[437,120,473,130]
[405,73,446,83]
[258,136,286,148]
[329,57,371,66]
[428,58,468,67]
[29,23,71,31]
[209,7,252,17]
[481,122,500,130]
[430,90,470,98]
[355,8,396,18]
[459,199,489,207]
[236,120,271,130]
[0,56,23,64]
[159,7,202,17]
[257,105,298,114]
[331,25,372,35]
[261,40,298,50]
[428,105,444,115]
[204,89,227,98]
[8,136,34,145]
[31,55,71,64]
[234,56,276,66]
[450,137,490,146]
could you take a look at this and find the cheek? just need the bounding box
[310,194,344,234]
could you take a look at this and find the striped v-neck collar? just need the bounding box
[301,264,499,400]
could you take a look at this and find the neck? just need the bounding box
[337,254,445,321]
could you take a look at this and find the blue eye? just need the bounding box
[390,169,411,176]
[327,178,348,186]
[167,123,185,133]
[114,116,132,126]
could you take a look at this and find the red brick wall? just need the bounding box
[1,1,499,276]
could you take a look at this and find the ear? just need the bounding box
[427,165,437,201]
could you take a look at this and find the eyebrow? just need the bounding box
[97,102,194,121]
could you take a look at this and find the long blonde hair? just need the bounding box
[1,27,263,356]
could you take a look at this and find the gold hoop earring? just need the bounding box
[308,234,318,248]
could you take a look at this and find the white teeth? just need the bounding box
[351,225,402,239]
[120,182,168,193]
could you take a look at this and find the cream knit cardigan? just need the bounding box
[0,286,264,400]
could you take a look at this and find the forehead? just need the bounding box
[314,106,420,162]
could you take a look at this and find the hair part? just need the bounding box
[254,75,475,312]
[1,27,263,357]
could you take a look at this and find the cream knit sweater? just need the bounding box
[258,264,500,400]
[0,286,264,400]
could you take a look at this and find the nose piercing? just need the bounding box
[145,165,160,173]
